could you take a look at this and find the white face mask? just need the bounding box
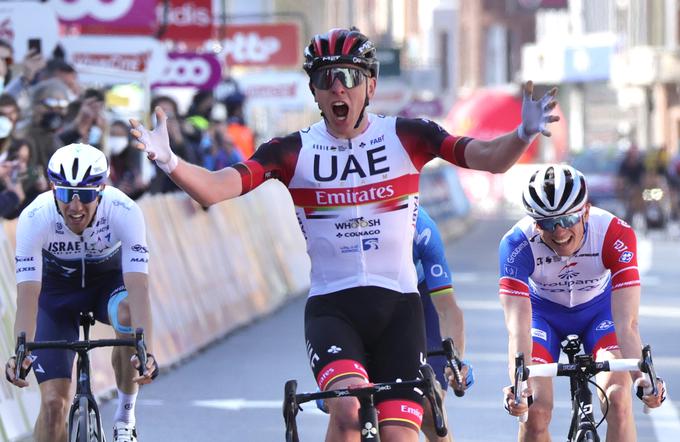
[0,115,12,138]
[108,136,129,155]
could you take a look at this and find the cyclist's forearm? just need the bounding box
[13,281,40,342]
[432,293,465,357]
[168,160,242,206]
[123,273,154,353]
[500,295,532,381]
[611,287,642,361]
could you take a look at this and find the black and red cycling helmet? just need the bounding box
[303,28,380,78]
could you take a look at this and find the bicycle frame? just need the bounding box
[15,312,148,442]
[283,364,446,442]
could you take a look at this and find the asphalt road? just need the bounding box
[99,214,680,441]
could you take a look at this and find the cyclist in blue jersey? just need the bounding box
[131,27,559,442]
[414,206,474,442]
[5,144,159,442]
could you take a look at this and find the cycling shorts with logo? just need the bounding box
[305,286,426,405]
[33,272,128,383]
[530,287,618,364]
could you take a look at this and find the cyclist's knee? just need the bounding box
[39,393,68,427]
[116,299,131,328]
[524,402,552,434]
[327,396,360,431]
[604,384,633,422]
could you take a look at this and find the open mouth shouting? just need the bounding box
[331,101,350,120]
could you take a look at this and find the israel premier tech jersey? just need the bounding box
[498,207,640,307]
[14,186,149,288]
[232,113,472,296]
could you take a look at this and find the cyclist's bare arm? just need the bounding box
[166,160,242,207]
[123,272,153,351]
[6,281,40,386]
[610,284,665,407]
[499,294,533,382]
[13,281,40,344]
[432,294,465,357]
[465,133,534,174]
[610,285,643,362]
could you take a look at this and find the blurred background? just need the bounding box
[1,0,679,441]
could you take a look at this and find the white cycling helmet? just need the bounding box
[47,143,109,187]
[522,165,588,219]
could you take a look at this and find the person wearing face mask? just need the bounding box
[0,93,20,153]
[21,78,70,173]
[108,120,147,200]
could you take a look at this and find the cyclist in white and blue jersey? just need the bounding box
[499,165,666,442]
[4,144,158,442]
[414,206,473,442]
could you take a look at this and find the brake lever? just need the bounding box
[134,328,147,377]
[442,338,465,397]
[14,332,27,381]
[419,364,448,438]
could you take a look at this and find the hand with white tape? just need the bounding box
[129,106,179,174]
[517,81,560,143]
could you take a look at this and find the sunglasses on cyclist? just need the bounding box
[311,67,368,90]
[54,186,101,204]
[535,211,584,232]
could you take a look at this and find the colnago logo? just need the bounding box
[161,58,212,85]
[0,18,14,41]
[54,0,134,21]
[335,217,381,230]
[223,32,281,63]
[156,2,211,26]
[315,185,394,206]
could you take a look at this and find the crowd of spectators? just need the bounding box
[0,39,256,220]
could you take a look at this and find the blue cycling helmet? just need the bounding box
[47,143,109,187]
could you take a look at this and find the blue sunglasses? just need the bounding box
[54,186,101,204]
[536,211,583,232]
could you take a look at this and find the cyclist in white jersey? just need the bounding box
[4,144,158,442]
[500,165,666,442]
[130,27,560,441]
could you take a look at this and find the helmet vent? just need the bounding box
[71,157,79,182]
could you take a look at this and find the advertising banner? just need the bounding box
[50,0,156,35]
[60,36,168,84]
[158,0,212,43]
[222,23,299,67]
[152,52,221,90]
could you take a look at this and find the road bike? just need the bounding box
[513,334,658,442]
[283,363,447,442]
[15,311,149,442]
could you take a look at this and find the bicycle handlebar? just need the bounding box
[283,364,448,441]
[513,353,529,423]
[13,329,148,380]
[427,338,466,397]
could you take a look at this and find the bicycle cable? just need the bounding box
[586,377,609,429]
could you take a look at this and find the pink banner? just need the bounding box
[152,52,221,90]
[53,0,156,35]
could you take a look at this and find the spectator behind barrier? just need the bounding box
[59,88,106,149]
[224,89,255,158]
[0,138,32,218]
[108,120,147,200]
[0,38,46,104]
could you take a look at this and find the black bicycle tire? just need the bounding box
[79,396,90,442]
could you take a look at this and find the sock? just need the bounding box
[114,389,137,426]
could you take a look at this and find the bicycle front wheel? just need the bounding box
[68,396,90,442]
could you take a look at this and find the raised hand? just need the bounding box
[129,107,178,174]
[517,80,560,142]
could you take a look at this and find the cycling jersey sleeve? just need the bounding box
[414,209,453,296]
[396,117,473,171]
[113,201,150,274]
[601,218,640,291]
[15,203,47,283]
[498,227,534,298]
[231,133,302,195]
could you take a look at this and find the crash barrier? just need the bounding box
[0,164,470,441]
[0,180,310,441]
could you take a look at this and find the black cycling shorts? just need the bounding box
[304,286,426,405]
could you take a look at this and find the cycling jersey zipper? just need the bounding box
[80,235,85,288]
[348,137,368,285]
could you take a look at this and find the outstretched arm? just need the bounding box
[130,107,243,206]
[465,81,559,173]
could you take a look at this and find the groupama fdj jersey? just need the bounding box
[232,113,472,296]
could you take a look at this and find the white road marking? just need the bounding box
[648,397,680,441]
